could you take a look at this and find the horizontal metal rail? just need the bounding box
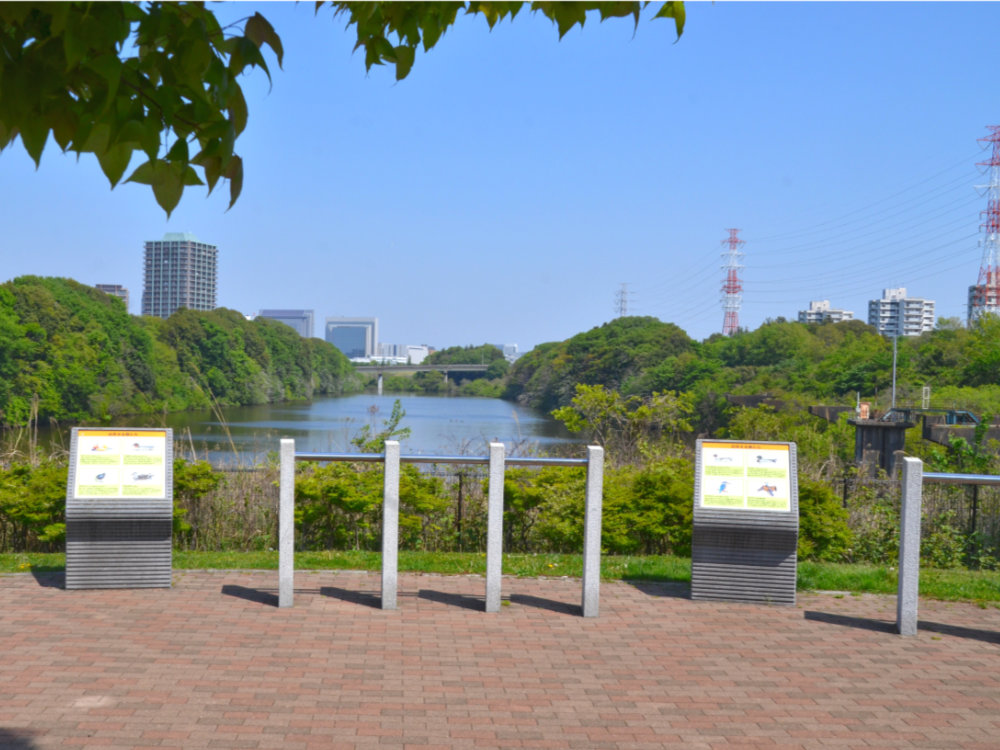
[280,441,605,617]
[294,451,588,467]
[923,472,1000,486]
[897,461,1000,638]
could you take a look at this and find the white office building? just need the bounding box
[259,309,314,338]
[325,317,378,359]
[797,301,854,324]
[867,288,935,337]
[375,343,430,364]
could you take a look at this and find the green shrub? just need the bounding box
[0,460,67,551]
[797,478,852,561]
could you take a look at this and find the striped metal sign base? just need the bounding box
[65,519,172,589]
[65,427,173,590]
[691,521,797,605]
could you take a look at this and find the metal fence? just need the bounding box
[839,475,1000,546]
[897,461,1000,636]
[278,440,606,617]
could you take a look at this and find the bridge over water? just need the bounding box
[354,364,490,394]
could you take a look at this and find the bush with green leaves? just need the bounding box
[294,461,448,551]
[499,457,694,556]
[0,460,67,551]
[796,478,852,562]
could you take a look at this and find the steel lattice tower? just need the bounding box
[614,282,631,318]
[720,228,745,335]
[969,125,1000,324]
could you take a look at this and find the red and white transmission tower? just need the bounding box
[969,125,1000,324]
[720,228,745,335]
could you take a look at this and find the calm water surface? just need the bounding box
[114,394,581,465]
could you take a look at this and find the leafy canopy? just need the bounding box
[0,2,684,215]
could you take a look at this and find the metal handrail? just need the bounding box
[294,451,588,467]
[923,472,1000,486]
[279,440,606,617]
[897,461,1000,637]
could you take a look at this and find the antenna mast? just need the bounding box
[720,228,745,335]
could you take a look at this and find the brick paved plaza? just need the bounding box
[1,570,998,749]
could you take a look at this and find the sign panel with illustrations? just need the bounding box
[699,441,792,512]
[73,429,168,499]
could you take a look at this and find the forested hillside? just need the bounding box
[506,315,1000,417]
[0,276,362,426]
[504,317,694,411]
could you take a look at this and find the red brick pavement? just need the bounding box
[1,570,998,749]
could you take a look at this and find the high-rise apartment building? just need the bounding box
[867,288,935,337]
[142,233,217,318]
[797,301,854,324]
[259,309,314,338]
[95,284,129,312]
[325,317,378,359]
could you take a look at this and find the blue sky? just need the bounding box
[2,2,998,351]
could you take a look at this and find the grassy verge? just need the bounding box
[2,551,998,604]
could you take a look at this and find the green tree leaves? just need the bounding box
[552,383,693,466]
[1,2,682,213]
[0,3,274,215]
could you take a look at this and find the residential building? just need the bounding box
[259,309,314,338]
[141,233,217,318]
[325,317,378,359]
[797,300,854,324]
[867,288,935,337]
[95,284,129,312]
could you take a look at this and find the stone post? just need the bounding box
[897,456,923,635]
[381,441,400,610]
[581,445,605,617]
[485,442,505,613]
[278,439,295,608]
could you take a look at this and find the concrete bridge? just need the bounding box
[354,364,490,394]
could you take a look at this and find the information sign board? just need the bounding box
[73,429,169,499]
[66,427,173,589]
[699,441,792,512]
[692,438,798,605]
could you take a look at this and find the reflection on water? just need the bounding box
[103,394,582,466]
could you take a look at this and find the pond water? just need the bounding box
[105,393,581,465]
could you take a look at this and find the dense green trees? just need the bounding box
[0,276,361,426]
[508,315,1000,415]
[505,316,694,411]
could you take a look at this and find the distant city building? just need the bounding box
[141,232,217,318]
[503,344,521,363]
[325,317,378,359]
[867,288,935,337]
[404,345,429,365]
[797,300,854,324]
[376,343,430,364]
[95,284,129,312]
[259,309,314,338]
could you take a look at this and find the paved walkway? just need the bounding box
[1,570,998,749]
